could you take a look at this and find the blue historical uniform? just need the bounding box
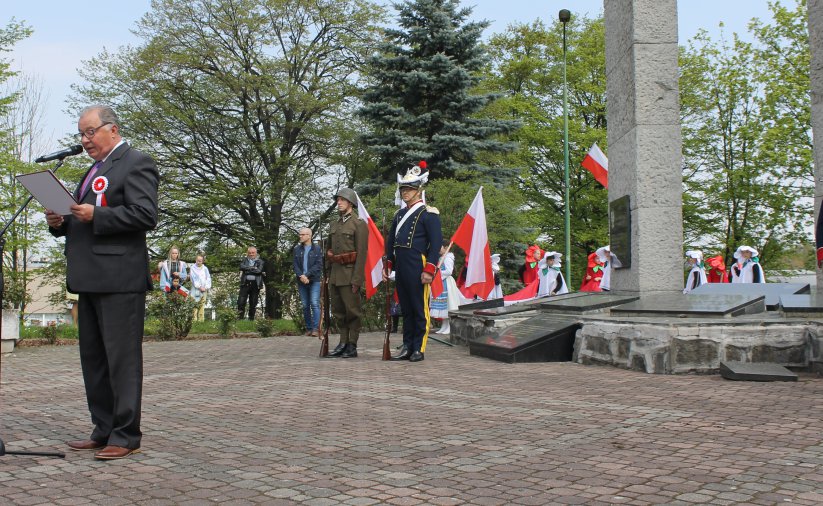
[386,200,442,357]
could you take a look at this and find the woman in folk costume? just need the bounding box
[580,252,604,292]
[189,254,212,321]
[159,245,188,292]
[430,240,457,334]
[488,254,504,299]
[682,250,708,294]
[518,245,543,286]
[705,254,728,283]
[537,251,569,297]
[730,245,766,283]
[595,245,612,291]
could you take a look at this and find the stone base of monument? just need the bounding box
[467,314,580,363]
[719,361,798,382]
[2,309,20,354]
[691,282,809,310]
[450,288,823,374]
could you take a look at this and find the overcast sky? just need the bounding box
[6,0,778,154]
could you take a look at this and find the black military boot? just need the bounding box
[341,343,358,358]
[326,342,346,357]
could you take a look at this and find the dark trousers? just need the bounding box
[330,284,362,345]
[238,282,260,320]
[78,292,145,449]
[394,249,431,353]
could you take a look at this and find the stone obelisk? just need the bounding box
[604,0,684,294]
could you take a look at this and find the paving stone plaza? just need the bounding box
[1,333,822,505]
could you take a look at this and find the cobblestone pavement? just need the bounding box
[1,333,823,505]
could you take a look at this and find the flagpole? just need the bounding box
[560,9,572,288]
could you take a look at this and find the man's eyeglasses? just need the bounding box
[74,122,112,141]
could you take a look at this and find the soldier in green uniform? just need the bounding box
[325,187,369,358]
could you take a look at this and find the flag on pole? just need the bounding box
[581,142,609,188]
[430,265,444,299]
[355,194,385,300]
[451,187,495,300]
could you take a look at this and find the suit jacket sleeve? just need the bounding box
[351,218,368,287]
[92,151,159,235]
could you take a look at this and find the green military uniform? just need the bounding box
[327,188,368,357]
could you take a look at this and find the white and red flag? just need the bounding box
[581,142,609,188]
[355,194,385,300]
[451,187,495,300]
[503,279,540,306]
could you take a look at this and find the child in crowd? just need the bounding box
[730,246,765,283]
[705,255,728,283]
[537,251,568,297]
[580,252,604,292]
[683,250,708,294]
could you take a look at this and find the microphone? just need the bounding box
[35,144,84,163]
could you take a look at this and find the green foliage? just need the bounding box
[216,308,236,337]
[255,318,275,337]
[70,0,385,319]
[42,321,58,344]
[20,323,78,341]
[680,0,811,269]
[358,0,518,184]
[146,291,197,340]
[480,16,608,283]
[0,19,38,312]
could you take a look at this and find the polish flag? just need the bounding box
[355,194,385,300]
[451,187,495,300]
[503,278,540,306]
[581,142,609,188]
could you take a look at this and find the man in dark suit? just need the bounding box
[46,105,159,460]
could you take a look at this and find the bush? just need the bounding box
[216,307,236,337]
[20,323,78,341]
[256,318,275,337]
[146,291,197,340]
[43,322,58,344]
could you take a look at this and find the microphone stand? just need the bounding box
[1,158,68,458]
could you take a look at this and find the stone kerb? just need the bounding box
[575,318,819,374]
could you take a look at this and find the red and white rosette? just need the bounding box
[91,176,109,207]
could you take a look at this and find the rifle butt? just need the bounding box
[382,334,391,361]
[319,334,329,357]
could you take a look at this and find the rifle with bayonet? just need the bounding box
[318,226,330,357]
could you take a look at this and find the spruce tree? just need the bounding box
[358,0,517,184]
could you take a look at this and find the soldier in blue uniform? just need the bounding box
[383,161,443,362]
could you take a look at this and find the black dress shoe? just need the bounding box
[341,344,358,358]
[326,343,346,357]
[391,345,412,361]
[409,351,424,362]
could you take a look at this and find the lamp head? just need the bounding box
[559,9,571,23]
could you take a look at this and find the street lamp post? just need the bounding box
[559,9,572,288]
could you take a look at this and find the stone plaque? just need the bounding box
[609,195,631,269]
[692,282,809,310]
[469,313,580,363]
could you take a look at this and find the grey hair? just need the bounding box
[80,105,120,128]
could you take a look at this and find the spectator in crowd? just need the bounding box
[238,246,264,320]
[189,254,212,321]
[293,227,323,336]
